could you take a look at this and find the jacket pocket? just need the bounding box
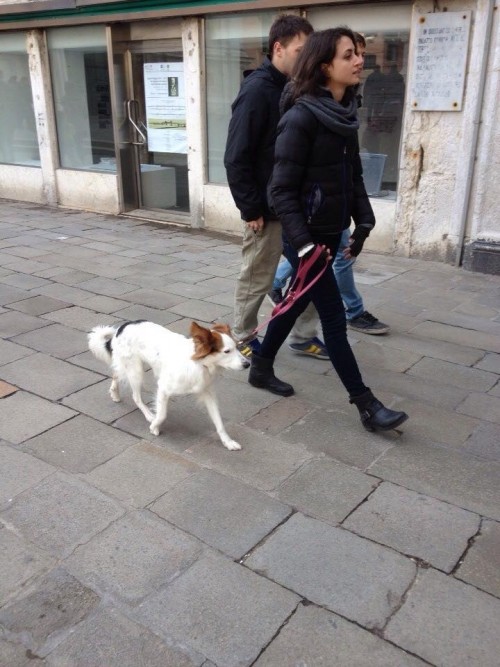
[305,183,325,224]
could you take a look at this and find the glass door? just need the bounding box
[108,27,190,217]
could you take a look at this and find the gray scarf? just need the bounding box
[296,93,359,136]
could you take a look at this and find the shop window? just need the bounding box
[0,33,40,167]
[205,11,279,184]
[47,26,114,171]
[308,3,411,198]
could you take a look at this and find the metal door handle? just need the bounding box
[126,99,146,145]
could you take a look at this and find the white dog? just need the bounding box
[88,320,249,450]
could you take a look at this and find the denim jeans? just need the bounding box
[272,228,364,320]
[335,227,364,321]
[260,234,368,397]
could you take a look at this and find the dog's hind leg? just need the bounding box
[149,391,169,436]
[109,376,121,402]
[200,387,241,451]
[123,359,154,423]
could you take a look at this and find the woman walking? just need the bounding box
[248,27,408,432]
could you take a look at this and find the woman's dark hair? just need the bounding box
[290,27,357,102]
[268,14,313,55]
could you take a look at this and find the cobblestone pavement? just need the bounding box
[0,199,499,667]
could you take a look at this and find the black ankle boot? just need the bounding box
[249,354,294,397]
[349,390,408,432]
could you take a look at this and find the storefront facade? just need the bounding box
[0,0,498,273]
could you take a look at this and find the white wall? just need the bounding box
[395,0,498,262]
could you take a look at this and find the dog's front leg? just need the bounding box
[200,388,241,451]
[150,391,169,436]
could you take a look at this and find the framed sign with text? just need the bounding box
[410,11,471,111]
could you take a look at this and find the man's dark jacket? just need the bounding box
[270,90,375,251]
[224,57,287,223]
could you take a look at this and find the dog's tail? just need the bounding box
[88,325,116,365]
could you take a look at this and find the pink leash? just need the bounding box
[238,245,329,345]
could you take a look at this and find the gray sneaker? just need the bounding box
[348,311,390,335]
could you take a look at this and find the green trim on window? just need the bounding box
[0,0,250,23]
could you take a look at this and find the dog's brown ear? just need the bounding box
[212,323,231,336]
[190,321,213,360]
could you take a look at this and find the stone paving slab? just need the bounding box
[369,443,500,521]
[343,482,480,572]
[456,392,500,423]
[408,356,498,392]
[135,552,299,667]
[44,607,205,667]
[461,422,500,461]
[66,349,113,375]
[109,303,182,325]
[0,529,54,606]
[0,443,56,508]
[349,339,422,373]
[41,306,120,332]
[151,469,291,558]
[456,520,500,598]
[276,458,379,525]
[254,603,426,667]
[0,310,51,337]
[1,472,124,558]
[475,351,500,374]
[246,513,416,629]
[1,353,101,401]
[84,441,200,507]
[363,364,469,410]
[11,322,89,359]
[372,330,485,366]
[7,295,70,316]
[65,510,201,604]
[383,397,479,446]
[410,321,500,354]
[120,288,184,309]
[0,284,32,306]
[0,638,45,666]
[385,568,500,666]
[184,425,313,492]
[77,293,130,313]
[277,404,399,470]
[62,378,139,423]
[244,395,315,436]
[0,392,76,445]
[168,298,232,321]
[21,414,139,473]
[0,567,100,657]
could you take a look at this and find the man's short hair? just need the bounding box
[268,14,313,55]
[354,32,366,48]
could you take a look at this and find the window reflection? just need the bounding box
[0,34,40,166]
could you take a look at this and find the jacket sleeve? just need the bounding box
[224,81,269,222]
[270,111,315,251]
[351,135,376,233]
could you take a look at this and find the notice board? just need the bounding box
[143,62,187,153]
[410,11,471,111]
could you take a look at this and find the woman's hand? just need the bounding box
[343,226,369,259]
[304,243,332,263]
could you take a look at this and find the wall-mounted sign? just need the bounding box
[410,11,471,111]
[143,62,187,153]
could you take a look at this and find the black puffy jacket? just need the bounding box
[224,58,287,223]
[270,91,375,251]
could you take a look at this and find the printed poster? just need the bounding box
[143,62,187,153]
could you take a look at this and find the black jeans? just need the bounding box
[260,234,368,397]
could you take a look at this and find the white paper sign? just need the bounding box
[410,11,471,111]
[143,62,187,153]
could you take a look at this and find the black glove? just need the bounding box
[348,226,370,257]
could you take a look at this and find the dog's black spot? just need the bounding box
[115,320,147,337]
[105,338,113,356]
